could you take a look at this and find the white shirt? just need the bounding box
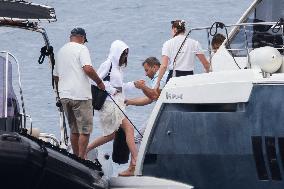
[162,35,204,71]
[54,42,92,100]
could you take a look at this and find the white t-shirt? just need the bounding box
[162,35,204,71]
[54,42,92,100]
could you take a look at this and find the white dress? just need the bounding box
[95,40,134,136]
[99,93,125,136]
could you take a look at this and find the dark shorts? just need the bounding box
[60,98,93,134]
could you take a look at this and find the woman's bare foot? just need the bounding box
[118,165,135,177]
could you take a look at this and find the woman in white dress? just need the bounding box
[87,40,137,176]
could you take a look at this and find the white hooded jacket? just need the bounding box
[96,40,134,101]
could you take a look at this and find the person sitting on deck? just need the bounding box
[211,33,225,54]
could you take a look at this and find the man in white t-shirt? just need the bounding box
[53,27,105,159]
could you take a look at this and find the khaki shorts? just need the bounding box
[60,98,93,134]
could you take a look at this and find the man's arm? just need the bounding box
[135,81,161,101]
[83,65,105,90]
[141,86,161,101]
[196,54,210,73]
[156,55,169,88]
[126,96,153,106]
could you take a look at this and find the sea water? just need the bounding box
[0,0,252,175]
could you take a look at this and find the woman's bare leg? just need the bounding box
[120,118,138,166]
[86,132,115,155]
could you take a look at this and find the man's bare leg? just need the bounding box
[78,134,90,159]
[71,133,79,156]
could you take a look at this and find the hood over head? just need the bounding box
[108,40,129,67]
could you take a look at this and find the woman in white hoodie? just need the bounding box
[87,40,137,176]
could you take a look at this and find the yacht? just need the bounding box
[0,1,193,188]
[135,0,284,188]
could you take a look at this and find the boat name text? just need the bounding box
[166,92,183,100]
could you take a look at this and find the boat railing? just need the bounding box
[183,21,284,70]
[0,51,27,128]
[188,21,283,51]
[0,51,62,146]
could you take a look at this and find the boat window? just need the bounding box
[226,0,284,57]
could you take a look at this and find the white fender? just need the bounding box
[249,46,282,73]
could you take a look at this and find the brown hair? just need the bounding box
[119,48,129,67]
[211,33,225,48]
[142,57,160,67]
[171,20,186,37]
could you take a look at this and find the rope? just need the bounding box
[38,45,68,145]
[39,45,68,145]
[56,100,69,146]
[209,22,226,36]
[19,90,26,128]
[106,93,143,137]
[38,45,56,88]
[272,18,284,33]
[38,46,53,64]
[172,30,192,77]
[272,18,284,53]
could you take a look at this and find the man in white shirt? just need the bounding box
[53,27,105,159]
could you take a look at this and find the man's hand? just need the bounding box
[83,65,105,90]
[124,99,129,106]
[97,82,105,91]
[134,80,145,89]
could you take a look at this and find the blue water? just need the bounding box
[0,0,252,175]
